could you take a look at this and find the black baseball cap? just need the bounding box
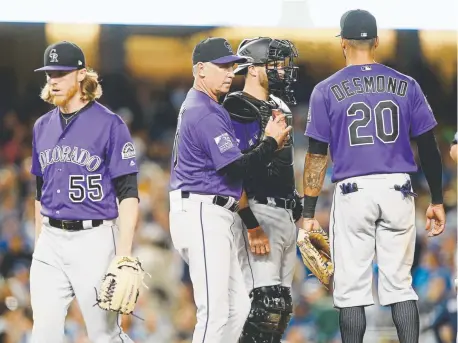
[192,37,250,65]
[34,41,86,72]
[337,9,377,40]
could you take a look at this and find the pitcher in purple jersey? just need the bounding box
[30,41,141,343]
[168,37,292,343]
[300,10,446,343]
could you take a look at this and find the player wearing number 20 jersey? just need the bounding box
[303,9,445,343]
[306,63,436,182]
[305,58,439,343]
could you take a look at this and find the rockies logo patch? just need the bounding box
[121,142,136,160]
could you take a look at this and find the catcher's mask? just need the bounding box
[234,37,299,105]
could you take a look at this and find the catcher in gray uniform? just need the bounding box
[223,37,302,343]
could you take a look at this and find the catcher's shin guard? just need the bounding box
[279,286,293,332]
[239,285,293,343]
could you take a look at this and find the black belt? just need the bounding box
[251,196,296,210]
[49,218,103,231]
[181,191,240,213]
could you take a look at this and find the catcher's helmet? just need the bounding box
[234,37,299,105]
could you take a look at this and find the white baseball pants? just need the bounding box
[234,200,298,293]
[30,218,133,343]
[169,190,251,343]
[330,173,419,308]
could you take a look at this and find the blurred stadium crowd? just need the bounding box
[0,50,455,343]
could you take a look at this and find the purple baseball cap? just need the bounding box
[192,37,251,65]
[34,41,86,72]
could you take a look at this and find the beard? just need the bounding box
[50,82,79,108]
[260,72,270,91]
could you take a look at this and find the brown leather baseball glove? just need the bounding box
[297,227,334,288]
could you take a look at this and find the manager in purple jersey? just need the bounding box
[30,41,139,342]
[301,10,446,343]
[168,37,291,343]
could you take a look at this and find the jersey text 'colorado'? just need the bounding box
[31,102,139,220]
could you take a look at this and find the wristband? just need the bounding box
[238,207,259,230]
[302,195,318,218]
[431,192,444,205]
[263,136,278,151]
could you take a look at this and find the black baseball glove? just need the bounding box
[292,190,303,222]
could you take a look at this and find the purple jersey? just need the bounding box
[305,63,437,182]
[31,102,139,220]
[231,120,262,152]
[170,88,243,199]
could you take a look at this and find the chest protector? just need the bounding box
[223,91,294,178]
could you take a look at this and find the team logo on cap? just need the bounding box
[49,49,59,63]
[121,142,136,159]
[224,41,233,54]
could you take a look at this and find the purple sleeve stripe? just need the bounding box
[109,170,139,180]
[410,122,437,138]
[304,131,330,144]
[30,170,43,177]
[215,152,242,172]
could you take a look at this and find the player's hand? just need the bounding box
[425,203,446,237]
[450,144,457,163]
[247,226,270,255]
[302,218,321,232]
[264,114,292,150]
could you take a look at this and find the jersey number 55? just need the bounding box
[69,174,104,203]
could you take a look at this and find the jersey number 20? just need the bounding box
[69,175,104,203]
[347,100,399,146]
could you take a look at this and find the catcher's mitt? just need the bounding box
[297,227,334,288]
[96,256,147,315]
